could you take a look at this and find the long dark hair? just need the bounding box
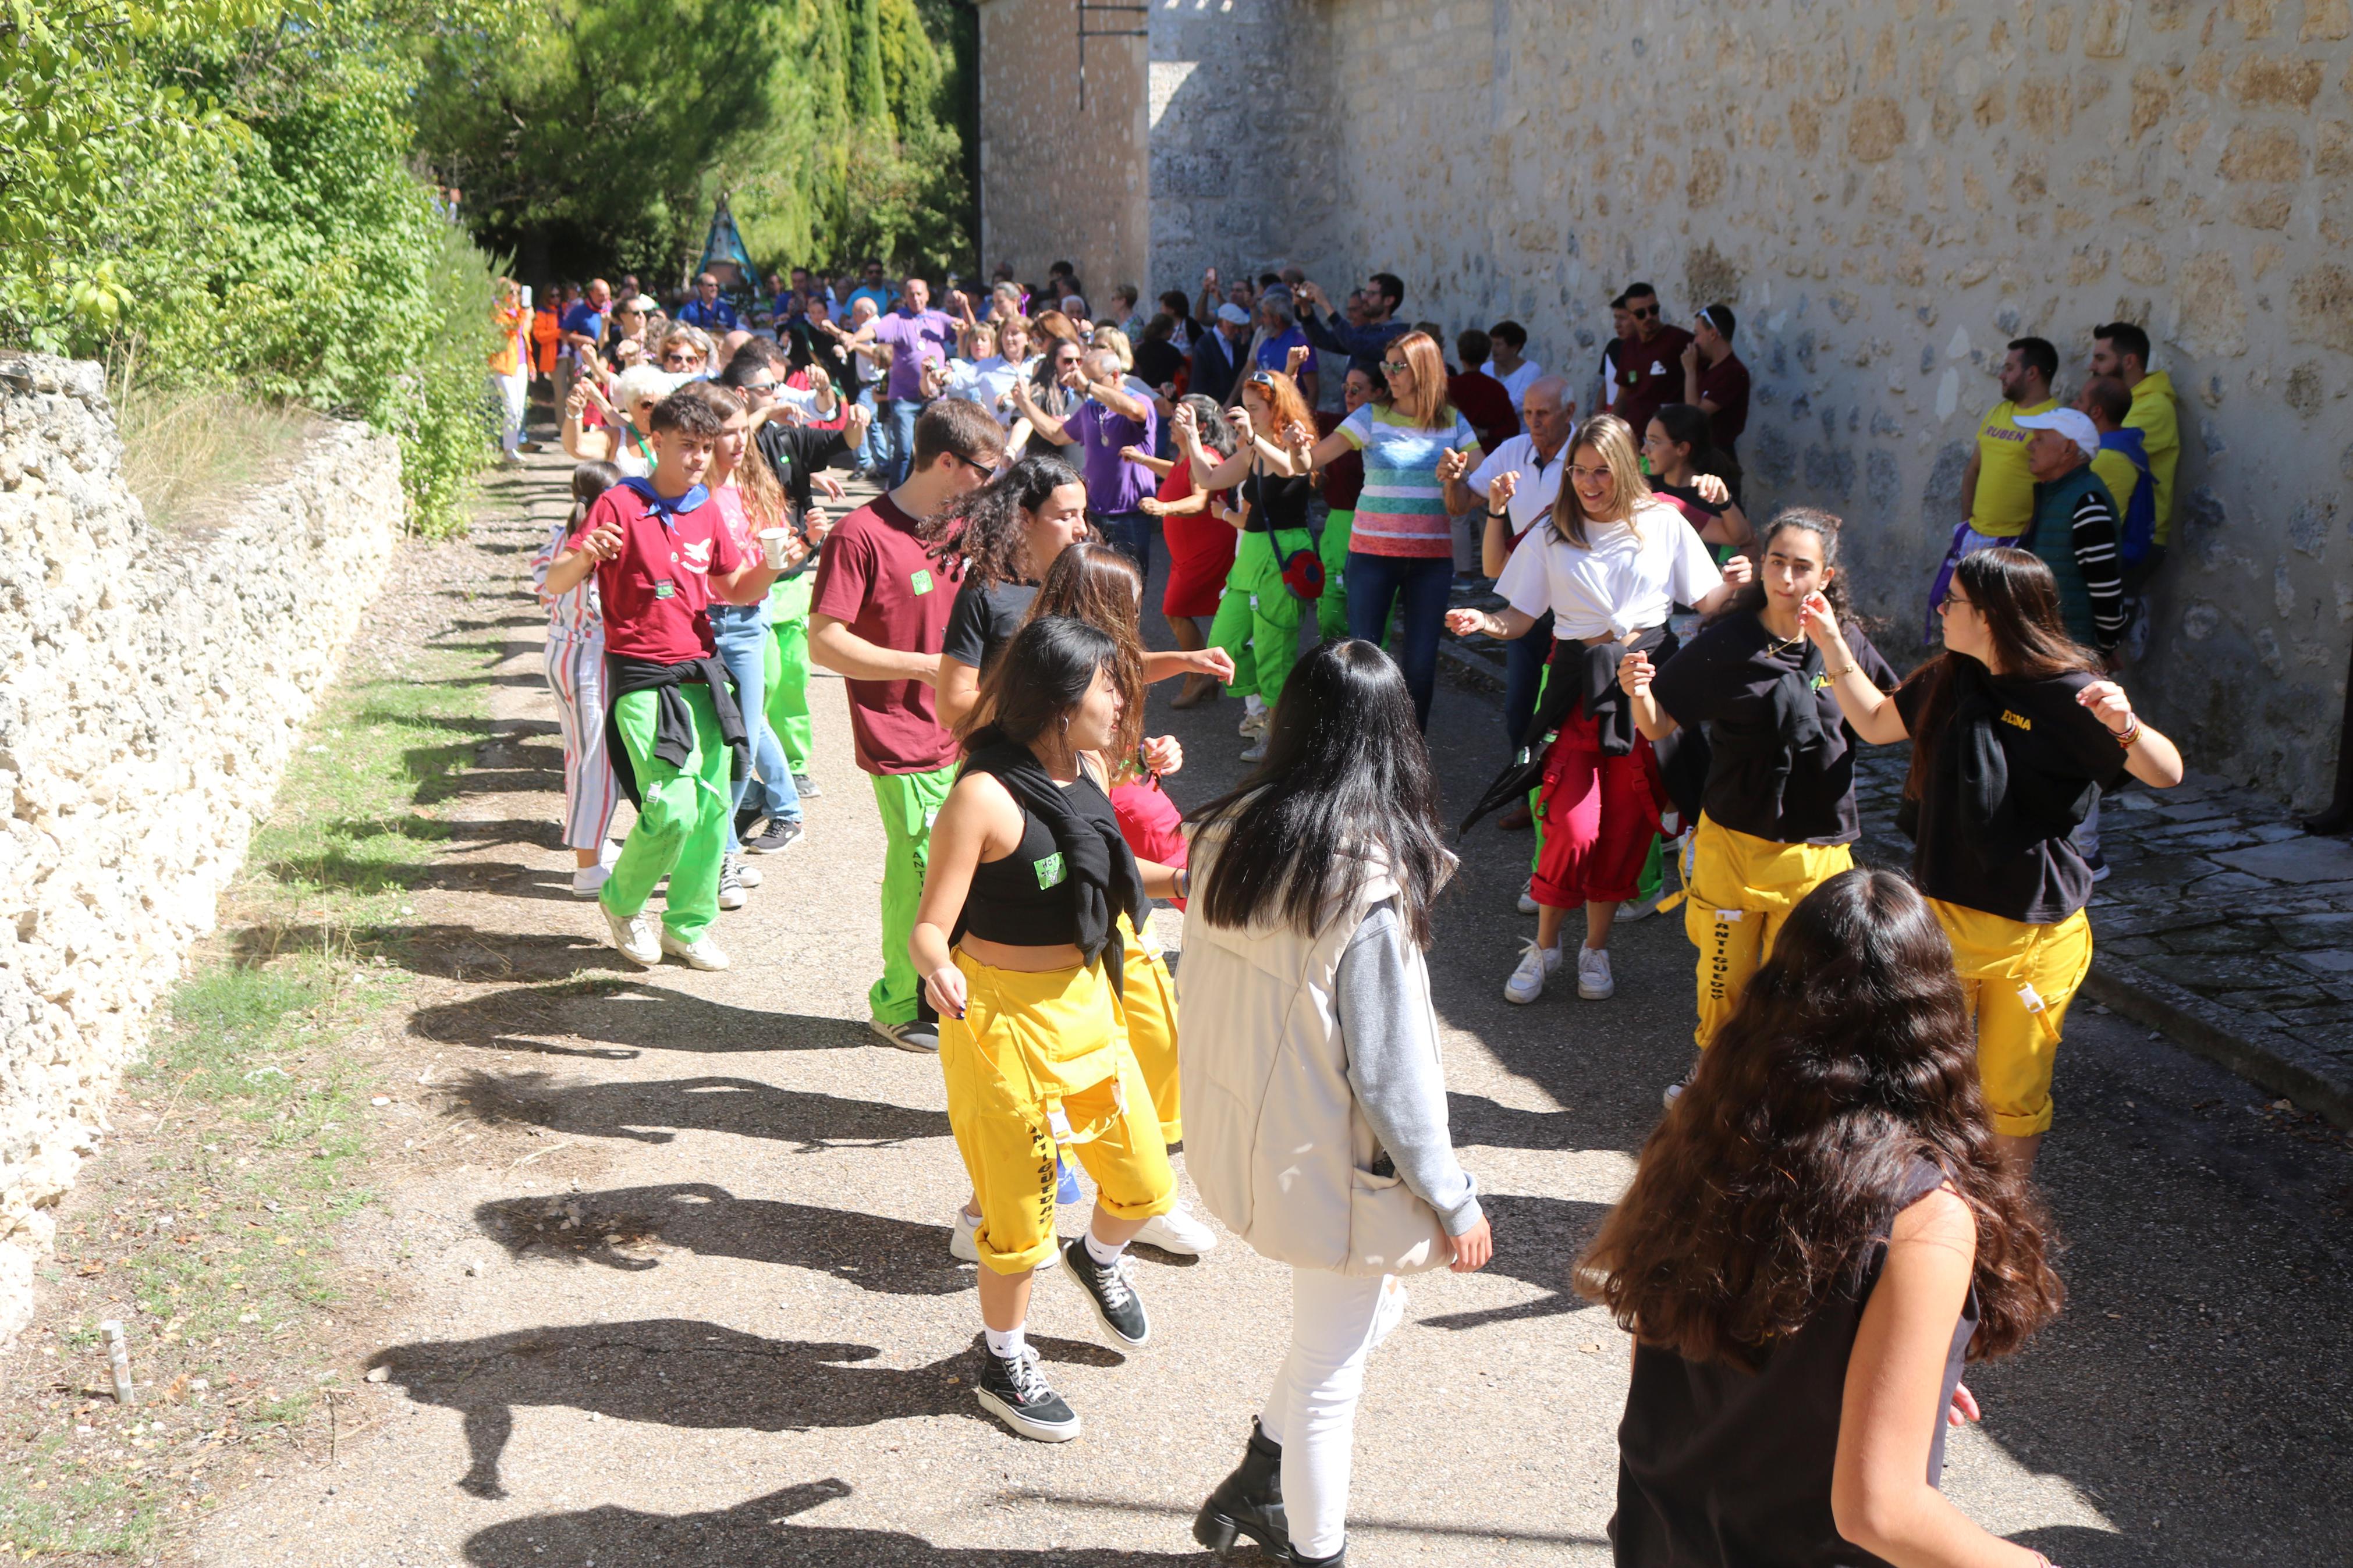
[1650,403,1734,487]
[1027,542,1147,764]
[1577,868,2064,1367]
[1901,547,2103,805]
[1188,639,1451,947]
[918,452,1085,589]
[968,617,1120,768]
[1712,507,1855,627]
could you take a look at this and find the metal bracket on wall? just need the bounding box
[1078,0,1147,110]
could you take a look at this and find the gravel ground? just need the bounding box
[186,452,2353,1567]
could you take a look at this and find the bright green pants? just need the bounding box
[869,763,958,1025]
[766,574,814,773]
[1315,509,1353,642]
[602,684,731,943]
[1209,530,1306,707]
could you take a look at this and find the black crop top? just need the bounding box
[959,762,1124,947]
[1243,462,1314,534]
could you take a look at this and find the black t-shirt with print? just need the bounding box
[1652,614,1899,846]
[1893,666,2129,924]
[942,577,1038,674]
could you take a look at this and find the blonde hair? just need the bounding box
[1388,330,1452,429]
[1547,413,1654,549]
[1091,326,1134,373]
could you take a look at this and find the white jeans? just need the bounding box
[490,371,528,456]
[1257,1269,1408,1560]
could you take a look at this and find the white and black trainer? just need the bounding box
[975,1342,1080,1443]
[1063,1238,1150,1347]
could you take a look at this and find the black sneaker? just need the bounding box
[975,1343,1080,1442]
[793,771,822,799]
[733,801,766,843]
[1063,1239,1149,1347]
[745,817,804,854]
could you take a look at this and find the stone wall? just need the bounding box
[1006,0,2353,806]
[977,0,1152,305]
[0,357,406,1339]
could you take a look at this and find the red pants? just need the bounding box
[1112,777,1188,910]
[1529,710,1662,910]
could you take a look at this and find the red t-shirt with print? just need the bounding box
[565,482,743,664]
[809,492,963,774]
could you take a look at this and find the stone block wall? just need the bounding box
[978,0,1152,304]
[1032,0,2353,806]
[0,356,406,1339]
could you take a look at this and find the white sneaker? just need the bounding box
[1617,890,1663,921]
[1239,738,1267,763]
[718,856,749,911]
[950,1208,1060,1267]
[660,929,731,971]
[735,859,763,888]
[1517,881,1539,916]
[601,839,622,867]
[602,904,659,966]
[1238,707,1269,737]
[1504,939,1561,1004]
[571,864,612,899]
[1662,1072,1692,1110]
[1577,945,1614,1000]
[1135,1201,1218,1256]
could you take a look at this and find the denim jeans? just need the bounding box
[1503,608,1554,753]
[710,603,801,843]
[888,397,925,486]
[1344,552,1452,730]
[854,386,882,474]
[1094,509,1154,582]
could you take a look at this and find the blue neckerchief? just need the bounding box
[617,477,709,532]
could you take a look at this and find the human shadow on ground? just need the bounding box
[474,1182,970,1295]
[371,1322,1123,1499]
[462,1477,1211,1565]
[411,980,872,1059]
[1415,1193,1610,1330]
[258,849,558,901]
[445,1069,950,1151]
[227,921,618,982]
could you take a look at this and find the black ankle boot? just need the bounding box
[1290,1548,1347,1567]
[1192,1418,1287,1561]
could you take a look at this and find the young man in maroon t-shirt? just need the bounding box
[1610,282,1695,441]
[545,386,782,970]
[808,397,1004,1050]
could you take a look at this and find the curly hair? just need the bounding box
[916,452,1087,591]
[1576,867,2064,1368]
[1713,506,1855,627]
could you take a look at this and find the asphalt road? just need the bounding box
[190,470,2353,1567]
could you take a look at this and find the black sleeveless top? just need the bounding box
[1610,1160,1979,1567]
[1243,461,1313,534]
[959,760,1123,947]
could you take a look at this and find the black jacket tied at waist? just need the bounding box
[602,654,750,809]
[956,731,1148,992]
[1459,625,1678,838]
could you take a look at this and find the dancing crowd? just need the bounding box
[515,259,2186,1568]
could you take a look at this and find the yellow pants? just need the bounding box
[1680,816,1854,1050]
[1931,901,2094,1138]
[1119,916,1182,1145]
[939,950,1174,1275]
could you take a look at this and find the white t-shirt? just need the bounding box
[1481,357,1544,406]
[1494,499,1723,642]
[1466,429,1575,543]
[948,355,1027,424]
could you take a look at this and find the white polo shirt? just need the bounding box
[1466,429,1575,547]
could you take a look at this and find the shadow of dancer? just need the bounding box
[1416,1192,1613,1331]
[443,1070,950,1152]
[368,1320,1121,1499]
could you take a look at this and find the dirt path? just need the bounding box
[111,449,2351,1567]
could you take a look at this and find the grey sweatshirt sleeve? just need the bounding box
[1332,902,1484,1237]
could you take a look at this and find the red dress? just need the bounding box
[1156,463,1236,619]
[1111,776,1189,910]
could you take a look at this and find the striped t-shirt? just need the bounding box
[1338,404,1482,558]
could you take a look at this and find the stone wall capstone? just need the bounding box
[989,0,2353,808]
[0,355,406,1341]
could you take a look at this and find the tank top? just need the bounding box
[959,762,1122,947]
[1244,461,1313,534]
[1610,1159,1979,1567]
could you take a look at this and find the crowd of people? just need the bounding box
[510,256,2187,1568]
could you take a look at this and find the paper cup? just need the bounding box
[758,528,792,568]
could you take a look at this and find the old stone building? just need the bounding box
[978,0,2353,808]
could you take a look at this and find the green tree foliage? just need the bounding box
[2,0,507,533]
[414,0,971,285]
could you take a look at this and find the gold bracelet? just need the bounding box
[2113,715,2141,748]
[1832,661,1860,679]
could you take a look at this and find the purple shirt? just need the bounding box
[1073,397,1158,514]
[874,308,956,401]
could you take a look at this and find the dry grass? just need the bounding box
[112,376,318,535]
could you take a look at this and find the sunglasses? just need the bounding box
[1631,304,1659,319]
[1380,360,1410,375]
[942,450,997,477]
[662,352,697,367]
[1246,371,1279,389]
[737,378,779,393]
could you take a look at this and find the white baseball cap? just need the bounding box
[2013,407,2099,460]
[1216,302,1252,326]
